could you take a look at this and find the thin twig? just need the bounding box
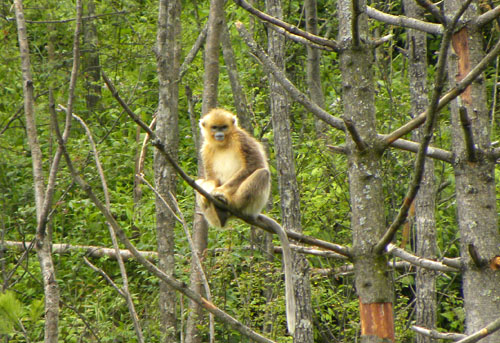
[342,116,367,151]
[234,0,340,51]
[384,25,500,145]
[415,0,446,24]
[64,109,144,342]
[83,257,126,298]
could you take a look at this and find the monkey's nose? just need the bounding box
[214,132,225,141]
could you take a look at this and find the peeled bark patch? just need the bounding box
[360,301,395,342]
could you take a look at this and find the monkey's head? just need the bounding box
[200,108,237,145]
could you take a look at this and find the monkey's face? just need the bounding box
[211,124,230,141]
[200,110,236,144]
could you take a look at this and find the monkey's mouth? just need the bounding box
[214,133,225,141]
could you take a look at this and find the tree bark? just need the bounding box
[337,0,394,342]
[266,0,313,340]
[305,0,327,138]
[186,0,224,341]
[404,1,437,342]
[445,2,500,341]
[155,0,181,341]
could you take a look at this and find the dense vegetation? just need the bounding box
[1,0,500,342]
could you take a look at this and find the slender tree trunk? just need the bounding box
[186,0,224,342]
[265,0,313,340]
[82,0,101,113]
[445,2,500,341]
[305,0,327,138]
[155,0,181,341]
[337,1,394,342]
[404,1,437,342]
[221,18,252,132]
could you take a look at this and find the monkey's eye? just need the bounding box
[221,125,228,131]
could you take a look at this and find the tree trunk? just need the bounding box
[82,0,101,113]
[305,0,327,138]
[404,1,437,342]
[445,2,500,341]
[221,18,253,133]
[266,0,313,340]
[154,0,181,341]
[337,1,394,342]
[186,0,224,341]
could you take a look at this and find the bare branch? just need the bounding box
[384,27,500,145]
[179,24,208,79]
[83,257,126,298]
[3,240,157,260]
[265,21,334,51]
[389,139,453,163]
[386,244,459,273]
[235,21,345,130]
[455,316,500,343]
[415,0,446,24]
[234,0,340,51]
[411,326,466,341]
[474,5,500,28]
[374,3,471,253]
[342,116,367,151]
[366,6,443,35]
[61,108,144,342]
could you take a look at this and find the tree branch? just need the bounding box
[234,0,340,51]
[415,0,446,24]
[474,5,500,28]
[455,316,500,343]
[386,244,459,273]
[366,6,443,35]
[374,2,472,254]
[411,326,466,341]
[384,27,500,145]
[342,116,367,151]
[235,21,345,130]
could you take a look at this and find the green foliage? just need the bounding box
[0,291,23,334]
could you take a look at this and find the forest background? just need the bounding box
[1,0,500,342]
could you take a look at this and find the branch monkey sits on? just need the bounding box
[196,108,296,334]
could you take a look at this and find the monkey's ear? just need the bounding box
[200,119,206,128]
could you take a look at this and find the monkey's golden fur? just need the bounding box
[196,108,296,334]
[197,108,271,227]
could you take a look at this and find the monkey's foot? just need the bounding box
[212,193,230,227]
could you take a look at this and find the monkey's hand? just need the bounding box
[211,190,228,206]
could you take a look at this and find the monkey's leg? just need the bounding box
[196,179,229,227]
[231,168,271,215]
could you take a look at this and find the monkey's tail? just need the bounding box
[267,219,296,335]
